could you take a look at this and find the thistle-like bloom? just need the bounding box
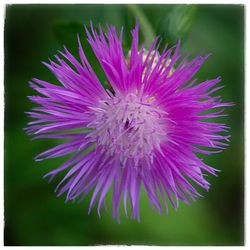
[26,22,232,222]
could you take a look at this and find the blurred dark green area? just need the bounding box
[4,4,244,246]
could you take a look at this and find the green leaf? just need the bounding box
[160,5,197,45]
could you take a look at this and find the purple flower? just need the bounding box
[26,22,232,222]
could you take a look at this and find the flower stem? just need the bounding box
[127,4,156,48]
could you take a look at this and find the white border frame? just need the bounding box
[1,0,247,248]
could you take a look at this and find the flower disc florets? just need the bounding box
[87,90,166,166]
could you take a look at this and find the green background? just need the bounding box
[4,4,244,246]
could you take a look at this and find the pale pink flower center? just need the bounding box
[87,91,167,165]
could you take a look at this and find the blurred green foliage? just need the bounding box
[160,5,197,46]
[4,4,244,246]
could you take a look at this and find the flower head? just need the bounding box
[26,22,232,221]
